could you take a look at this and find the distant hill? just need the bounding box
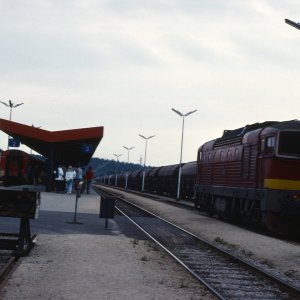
[88,157,144,177]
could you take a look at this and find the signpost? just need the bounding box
[8,138,20,148]
[81,144,93,153]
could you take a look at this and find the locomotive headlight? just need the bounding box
[287,193,300,202]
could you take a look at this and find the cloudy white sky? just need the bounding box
[1,0,300,166]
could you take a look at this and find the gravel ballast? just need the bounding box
[104,186,300,288]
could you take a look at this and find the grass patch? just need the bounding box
[130,239,139,247]
[214,237,238,250]
[180,279,188,288]
[261,259,274,268]
[141,255,150,262]
[196,241,209,250]
[144,240,160,252]
[284,269,297,278]
[241,249,254,258]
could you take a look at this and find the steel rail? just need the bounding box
[0,233,37,292]
[0,256,16,288]
[116,202,225,299]
[95,184,300,247]
[94,186,300,300]
[94,186,224,298]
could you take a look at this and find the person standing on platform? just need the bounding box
[75,166,83,190]
[85,166,94,194]
[65,166,76,195]
[33,165,41,185]
[80,167,86,193]
[54,164,64,193]
[27,165,34,184]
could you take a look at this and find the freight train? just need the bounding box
[0,149,46,186]
[100,120,300,236]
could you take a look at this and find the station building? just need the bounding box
[0,118,104,191]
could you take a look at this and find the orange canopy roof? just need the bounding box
[0,118,104,166]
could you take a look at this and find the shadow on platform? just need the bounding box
[0,211,150,240]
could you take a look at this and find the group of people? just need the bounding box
[54,165,94,195]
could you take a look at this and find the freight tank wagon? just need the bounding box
[195,120,300,235]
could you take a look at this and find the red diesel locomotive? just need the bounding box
[195,120,300,235]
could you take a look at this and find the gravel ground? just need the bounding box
[2,186,300,299]
[0,191,216,300]
[102,186,300,288]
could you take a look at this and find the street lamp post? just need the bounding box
[139,134,155,192]
[0,100,24,149]
[123,146,135,189]
[172,108,197,200]
[123,146,135,163]
[285,19,300,30]
[139,134,155,167]
[113,153,122,186]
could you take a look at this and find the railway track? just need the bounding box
[0,252,16,288]
[0,232,37,291]
[94,186,300,300]
[97,184,300,246]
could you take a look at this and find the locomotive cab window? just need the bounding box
[278,131,300,157]
[265,136,275,154]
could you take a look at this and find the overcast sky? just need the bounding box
[1,1,300,166]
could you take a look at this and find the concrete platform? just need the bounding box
[0,190,213,300]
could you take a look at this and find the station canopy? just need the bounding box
[0,118,104,166]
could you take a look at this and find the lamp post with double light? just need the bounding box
[123,146,135,163]
[123,146,135,189]
[139,134,155,167]
[285,19,300,30]
[113,153,122,186]
[139,134,155,191]
[172,108,197,200]
[0,100,24,149]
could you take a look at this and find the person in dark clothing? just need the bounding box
[33,165,41,185]
[85,166,94,194]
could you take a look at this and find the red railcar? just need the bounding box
[0,149,46,186]
[195,120,300,235]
